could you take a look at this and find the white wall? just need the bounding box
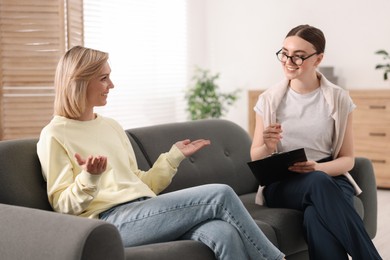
[187,0,390,131]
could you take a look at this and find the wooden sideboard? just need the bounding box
[349,90,390,188]
[248,89,390,188]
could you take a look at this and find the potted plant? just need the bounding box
[375,49,390,80]
[185,67,240,120]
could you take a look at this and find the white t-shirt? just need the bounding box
[256,87,355,161]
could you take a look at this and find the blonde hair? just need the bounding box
[54,46,109,119]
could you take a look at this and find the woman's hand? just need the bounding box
[75,153,107,175]
[263,124,283,153]
[288,160,318,173]
[175,139,211,157]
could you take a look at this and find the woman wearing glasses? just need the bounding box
[251,25,381,259]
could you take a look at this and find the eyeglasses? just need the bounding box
[276,49,318,66]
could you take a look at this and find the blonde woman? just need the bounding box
[37,46,285,260]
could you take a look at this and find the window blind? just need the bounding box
[66,0,84,48]
[0,0,83,140]
[0,0,64,140]
[83,0,188,130]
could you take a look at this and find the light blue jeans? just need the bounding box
[100,184,284,260]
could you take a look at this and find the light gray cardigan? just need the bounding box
[255,72,362,205]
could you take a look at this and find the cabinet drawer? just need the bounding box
[375,164,390,178]
[375,177,390,188]
[353,98,390,124]
[353,126,390,150]
[372,162,390,188]
[354,153,390,188]
[354,150,389,165]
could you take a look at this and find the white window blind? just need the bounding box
[83,0,188,129]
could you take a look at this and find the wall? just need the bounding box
[187,0,390,131]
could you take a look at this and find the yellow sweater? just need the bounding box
[37,115,185,219]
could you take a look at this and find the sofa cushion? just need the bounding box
[124,240,215,260]
[240,193,307,256]
[126,131,152,171]
[126,119,259,196]
[0,139,52,211]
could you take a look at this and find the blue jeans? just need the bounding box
[264,171,382,260]
[100,184,284,260]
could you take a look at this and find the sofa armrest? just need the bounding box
[349,157,378,238]
[0,204,124,260]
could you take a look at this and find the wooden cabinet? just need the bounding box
[248,89,390,188]
[350,90,390,188]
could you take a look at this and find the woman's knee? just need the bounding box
[203,183,236,198]
[208,183,234,192]
[306,171,334,188]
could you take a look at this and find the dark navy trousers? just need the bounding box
[264,171,382,260]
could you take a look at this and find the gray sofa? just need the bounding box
[0,119,378,260]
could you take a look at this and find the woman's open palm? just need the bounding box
[74,153,107,175]
[175,139,211,157]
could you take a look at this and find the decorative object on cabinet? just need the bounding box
[375,50,390,80]
[319,66,338,85]
[249,89,390,188]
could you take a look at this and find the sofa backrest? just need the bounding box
[0,136,153,211]
[126,119,259,195]
[0,119,258,211]
[0,138,52,211]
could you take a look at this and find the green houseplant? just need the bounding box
[375,49,390,80]
[185,68,240,120]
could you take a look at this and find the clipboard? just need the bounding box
[247,148,307,186]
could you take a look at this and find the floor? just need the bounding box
[373,188,390,259]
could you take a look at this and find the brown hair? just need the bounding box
[53,46,109,119]
[286,25,326,54]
